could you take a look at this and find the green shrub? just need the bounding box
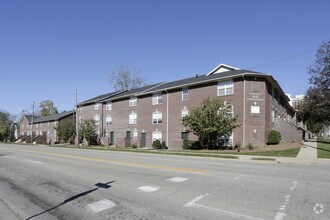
[131,143,138,148]
[183,140,202,150]
[267,130,281,145]
[152,140,162,149]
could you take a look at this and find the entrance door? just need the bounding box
[125,131,131,147]
[141,132,146,148]
[110,132,114,145]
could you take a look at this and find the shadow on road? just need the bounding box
[26,180,115,220]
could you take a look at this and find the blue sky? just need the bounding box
[1,0,329,117]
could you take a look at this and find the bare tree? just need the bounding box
[108,63,146,91]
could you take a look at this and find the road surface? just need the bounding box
[0,143,329,220]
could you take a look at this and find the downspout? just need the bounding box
[242,74,246,148]
[165,89,169,147]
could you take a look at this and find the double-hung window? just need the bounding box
[152,111,162,124]
[152,93,162,105]
[129,112,137,125]
[182,87,189,101]
[129,97,137,107]
[106,102,112,111]
[181,107,189,118]
[106,115,112,126]
[94,103,100,110]
[217,80,233,96]
[152,130,162,142]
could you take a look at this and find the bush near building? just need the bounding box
[267,130,281,145]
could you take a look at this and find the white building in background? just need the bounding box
[286,94,305,110]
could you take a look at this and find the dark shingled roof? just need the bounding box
[24,115,41,123]
[102,83,164,101]
[33,110,75,124]
[104,69,264,100]
[78,90,126,106]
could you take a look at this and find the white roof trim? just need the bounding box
[206,63,240,76]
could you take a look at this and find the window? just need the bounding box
[217,80,233,96]
[78,107,83,114]
[271,110,275,123]
[182,87,189,101]
[129,112,137,125]
[106,102,112,111]
[152,111,162,124]
[181,107,189,118]
[133,128,138,139]
[218,133,233,147]
[106,115,112,126]
[152,93,163,105]
[94,114,100,125]
[181,131,189,140]
[95,103,100,110]
[79,116,83,125]
[218,102,233,117]
[152,130,162,142]
[129,97,137,107]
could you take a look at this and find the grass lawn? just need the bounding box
[317,142,330,159]
[13,142,300,158]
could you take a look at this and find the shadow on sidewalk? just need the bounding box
[304,143,330,153]
[26,180,115,220]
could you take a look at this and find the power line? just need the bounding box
[247,49,317,70]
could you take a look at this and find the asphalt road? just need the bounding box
[0,143,329,220]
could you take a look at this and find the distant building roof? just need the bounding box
[33,110,75,124]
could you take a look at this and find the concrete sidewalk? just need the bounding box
[279,141,330,165]
[229,141,330,165]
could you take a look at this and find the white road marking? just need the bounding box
[298,173,302,176]
[167,177,188,183]
[185,194,263,220]
[25,159,43,164]
[184,194,209,207]
[274,212,287,220]
[87,199,116,213]
[313,203,324,215]
[138,186,160,193]
[290,181,298,191]
[233,175,246,181]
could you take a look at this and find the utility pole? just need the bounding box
[31,101,34,145]
[75,89,79,146]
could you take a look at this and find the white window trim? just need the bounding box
[106,102,112,111]
[152,111,162,124]
[106,115,112,126]
[94,103,100,111]
[217,80,234,96]
[182,87,189,101]
[181,107,189,118]
[152,130,162,142]
[152,93,163,105]
[129,112,137,125]
[129,97,138,107]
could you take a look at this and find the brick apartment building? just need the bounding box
[20,110,75,145]
[77,64,306,149]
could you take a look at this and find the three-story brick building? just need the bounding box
[77,64,306,149]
